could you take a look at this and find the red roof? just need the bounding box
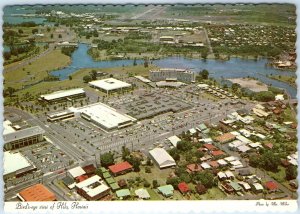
[211,150,225,156]
[186,164,202,173]
[19,184,56,201]
[265,181,279,191]
[76,175,89,183]
[203,144,217,151]
[209,161,219,168]
[264,143,273,149]
[83,164,96,174]
[108,161,133,174]
[178,182,189,193]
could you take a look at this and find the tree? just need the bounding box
[193,171,216,188]
[83,75,92,83]
[166,177,180,188]
[133,58,137,66]
[231,83,241,92]
[18,29,23,34]
[254,91,275,102]
[6,87,16,97]
[3,52,11,60]
[169,148,180,161]
[58,34,62,38]
[100,152,114,167]
[144,59,149,67]
[201,51,208,60]
[145,166,151,173]
[68,76,72,80]
[50,34,53,39]
[152,180,159,188]
[121,146,130,161]
[177,140,192,152]
[286,165,297,180]
[144,180,151,188]
[46,27,51,32]
[32,28,38,34]
[90,70,97,80]
[200,69,209,79]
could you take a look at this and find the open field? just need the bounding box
[228,78,268,92]
[269,75,296,88]
[4,49,71,90]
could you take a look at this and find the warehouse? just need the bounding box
[149,68,195,83]
[149,148,176,169]
[3,126,45,151]
[89,78,132,95]
[4,151,36,181]
[71,102,136,131]
[40,88,85,103]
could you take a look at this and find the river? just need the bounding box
[51,44,297,98]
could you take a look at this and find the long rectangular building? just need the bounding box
[149,68,195,83]
[40,88,85,103]
[71,102,137,131]
[3,126,45,150]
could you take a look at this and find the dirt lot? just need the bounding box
[228,78,268,92]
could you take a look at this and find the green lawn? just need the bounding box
[267,166,286,183]
[197,187,226,200]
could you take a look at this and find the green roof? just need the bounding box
[158,185,174,197]
[230,181,242,191]
[105,177,116,184]
[198,123,207,131]
[103,172,111,179]
[116,189,131,198]
[62,176,74,186]
[202,129,210,134]
[100,167,108,173]
[110,182,120,191]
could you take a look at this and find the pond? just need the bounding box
[52,43,297,98]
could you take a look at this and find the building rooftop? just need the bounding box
[116,189,131,198]
[149,148,176,168]
[158,185,174,196]
[168,135,181,147]
[3,120,15,135]
[72,102,136,130]
[108,161,133,174]
[40,88,85,101]
[68,166,86,178]
[4,126,45,144]
[76,175,109,198]
[135,188,150,199]
[89,78,132,91]
[215,133,236,143]
[178,182,189,193]
[18,184,56,201]
[4,151,33,175]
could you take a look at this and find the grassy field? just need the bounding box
[267,166,286,183]
[269,75,296,88]
[4,49,71,90]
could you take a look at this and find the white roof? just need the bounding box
[249,142,262,148]
[201,162,211,169]
[135,76,151,83]
[225,170,235,178]
[76,175,109,197]
[239,129,251,138]
[224,156,239,162]
[89,78,131,91]
[149,148,176,168]
[3,120,15,135]
[238,182,251,190]
[229,140,245,148]
[275,94,284,101]
[253,183,264,190]
[217,159,228,165]
[199,138,213,143]
[68,166,86,178]
[135,188,150,199]
[168,136,181,147]
[288,158,298,166]
[217,172,226,179]
[189,128,197,134]
[230,160,243,166]
[40,88,85,101]
[236,135,252,144]
[4,152,32,175]
[230,131,241,136]
[237,145,251,153]
[253,133,266,139]
[73,102,136,130]
[198,83,209,89]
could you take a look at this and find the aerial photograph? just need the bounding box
[2,3,298,202]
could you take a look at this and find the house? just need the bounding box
[217,172,227,181]
[158,185,174,197]
[221,182,234,194]
[264,143,274,149]
[203,144,217,151]
[217,159,228,166]
[237,145,251,153]
[108,161,133,176]
[135,188,150,200]
[211,150,225,157]
[209,161,219,168]
[186,164,202,173]
[116,189,131,199]
[252,183,264,194]
[82,164,96,176]
[118,179,127,188]
[230,181,243,193]
[215,133,236,143]
[265,181,279,193]
[238,182,251,191]
[178,182,190,195]
[149,148,176,169]
[201,162,211,169]
[62,176,76,189]
[238,169,252,176]
[224,171,235,180]
[195,184,207,195]
[76,175,89,183]
[168,135,181,147]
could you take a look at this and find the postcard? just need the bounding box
[1,0,298,213]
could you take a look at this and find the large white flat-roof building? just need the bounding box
[4,151,36,180]
[149,148,176,169]
[75,175,110,201]
[40,88,85,103]
[89,78,132,95]
[71,102,136,131]
[3,126,45,151]
[149,68,195,83]
[3,120,16,135]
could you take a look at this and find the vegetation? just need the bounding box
[100,152,114,167]
[61,46,77,57]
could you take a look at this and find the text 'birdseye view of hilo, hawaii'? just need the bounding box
[1,2,299,213]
